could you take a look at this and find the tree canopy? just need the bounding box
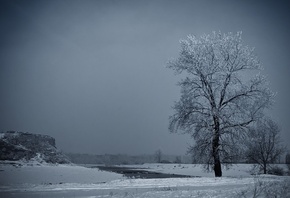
[168,31,273,177]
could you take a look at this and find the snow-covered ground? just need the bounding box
[0,160,123,185]
[0,161,289,198]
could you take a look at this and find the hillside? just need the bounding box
[0,131,70,164]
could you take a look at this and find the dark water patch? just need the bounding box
[95,166,196,179]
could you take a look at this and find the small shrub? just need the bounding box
[236,178,290,198]
[268,166,284,176]
[286,163,290,176]
[263,179,290,198]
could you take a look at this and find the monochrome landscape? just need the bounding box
[1,0,290,197]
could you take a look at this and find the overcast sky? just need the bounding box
[1,0,290,155]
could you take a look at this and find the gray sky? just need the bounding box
[1,0,290,155]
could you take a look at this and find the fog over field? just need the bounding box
[0,0,290,156]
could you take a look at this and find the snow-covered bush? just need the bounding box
[237,178,290,198]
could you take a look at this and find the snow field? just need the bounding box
[0,162,289,197]
[0,162,123,185]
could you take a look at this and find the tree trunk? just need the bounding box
[214,158,222,177]
[213,138,222,177]
[212,116,222,177]
[263,163,267,174]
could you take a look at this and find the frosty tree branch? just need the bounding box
[167,31,273,177]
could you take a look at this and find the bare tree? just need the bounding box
[167,32,273,177]
[154,149,162,163]
[245,118,285,174]
[174,156,181,164]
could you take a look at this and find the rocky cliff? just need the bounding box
[0,131,70,164]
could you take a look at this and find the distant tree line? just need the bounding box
[66,153,192,165]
